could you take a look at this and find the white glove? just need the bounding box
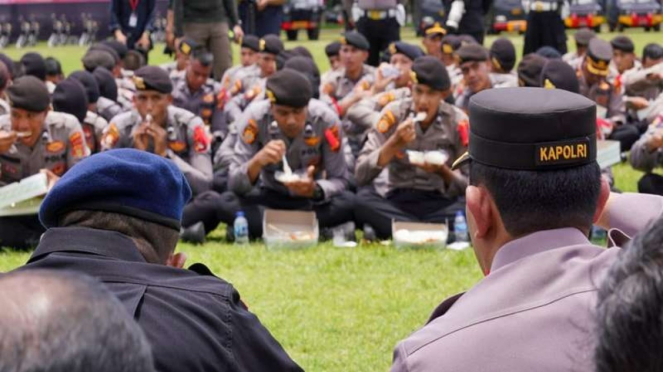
[446,0,465,29]
[396,4,406,26]
[352,3,362,23]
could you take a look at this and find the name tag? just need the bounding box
[129,12,138,27]
[536,139,590,166]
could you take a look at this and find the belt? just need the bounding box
[530,1,558,12]
[361,9,397,20]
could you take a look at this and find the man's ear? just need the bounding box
[593,176,611,224]
[466,185,493,239]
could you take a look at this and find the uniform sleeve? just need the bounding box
[317,112,350,200]
[390,343,412,372]
[169,118,213,195]
[607,90,626,125]
[109,0,121,32]
[629,129,662,173]
[355,105,398,187]
[66,120,91,169]
[346,97,381,132]
[605,193,663,239]
[445,109,470,197]
[224,95,246,125]
[228,111,261,195]
[223,0,240,27]
[213,129,237,172]
[228,288,304,372]
[622,68,657,95]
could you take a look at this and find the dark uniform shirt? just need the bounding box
[19,227,304,372]
[0,112,89,185]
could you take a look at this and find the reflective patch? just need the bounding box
[324,125,340,152]
[377,110,396,133]
[243,119,259,144]
[102,123,120,149]
[69,132,86,158]
[304,136,321,147]
[169,140,187,153]
[193,126,210,153]
[46,141,65,153]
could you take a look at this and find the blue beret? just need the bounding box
[40,149,192,231]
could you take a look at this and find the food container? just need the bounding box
[263,209,319,250]
[0,173,48,217]
[275,170,310,184]
[392,221,448,249]
[406,150,449,166]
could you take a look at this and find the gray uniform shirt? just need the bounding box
[229,99,350,200]
[82,110,108,154]
[0,111,89,185]
[97,96,126,123]
[355,97,469,197]
[621,62,663,100]
[103,106,213,195]
[171,71,225,135]
[630,120,663,172]
[578,73,625,124]
[346,87,411,134]
[392,193,663,372]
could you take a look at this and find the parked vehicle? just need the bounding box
[282,0,324,41]
[486,0,527,34]
[613,0,662,31]
[565,0,605,31]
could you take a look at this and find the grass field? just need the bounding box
[0,27,661,372]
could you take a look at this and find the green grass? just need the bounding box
[0,27,660,371]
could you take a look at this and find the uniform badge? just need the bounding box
[442,44,453,54]
[203,94,215,104]
[245,86,261,100]
[378,92,395,108]
[243,119,259,145]
[102,123,120,149]
[69,132,86,158]
[82,125,95,152]
[51,163,65,176]
[169,140,187,153]
[377,110,397,133]
[193,126,210,153]
[324,125,341,152]
[544,79,556,89]
[259,39,266,51]
[133,76,146,90]
[388,43,397,55]
[304,136,321,147]
[322,83,335,96]
[266,89,276,103]
[360,81,370,91]
[410,71,418,84]
[46,141,65,153]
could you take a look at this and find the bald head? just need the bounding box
[0,270,154,372]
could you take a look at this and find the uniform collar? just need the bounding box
[29,227,147,264]
[490,228,590,273]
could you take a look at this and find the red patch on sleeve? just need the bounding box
[324,125,341,152]
[457,120,469,147]
[193,126,210,153]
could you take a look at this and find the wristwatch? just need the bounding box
[312,184,324,201]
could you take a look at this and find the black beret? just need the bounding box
[441,35,461,54]
[490,38,516,72]
[610,35,634,53]
[93,67,119,102]
[574,28,596,46]
[52,78,89,123]
[586,38,612,76]
[388,42,424,62]
[260,35,285,55]
[82,50,116,72]
[89,43,120,64]
[178,37,200,56]
[412,56,450,91]
[20,52,47,81]
[341,31,370,51]
[292,46,313,59]
[0,53,15,79]
[70,70,100,104]
[325,41,341,57]
[457,44,489,64]
[133,66,173,94]
[241,35,260,52]
[643,43,663,61]
[536,46,562,59]
[517,54,547,87]
[0,61,8,91]
[284,56,321,97]
[452,87,597,171]
[458,34,478,46]
[266,69,312,108]
[6,76,50,112]
[276,50,296,71]
[102,40,129,59]
[45,57,63,76]
[541,60,580,94]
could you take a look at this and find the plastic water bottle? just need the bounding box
[233,211,249,245]
[454,210,469,243]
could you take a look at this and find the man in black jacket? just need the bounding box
[16,148,303,372]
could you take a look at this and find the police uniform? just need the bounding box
[441,35,463,90]
[391,87,663,372]
[562,28,595,71]
[171,70,226,136]
[522,0,568,55]
[445,0,491,45]
[182,70,354,240]
[540,59,580,93]
[321,41,342,86]
[351,0,404,66]
[18,149,304,372]
[454,44,495,112]
[219,35,261,92]
[517,53,547,87]
[102,67,213,196]
[630,120,663,194]
[354,57,469,239]
[159,37,200,77]
[0,76,89,249]
[488,38,518,88]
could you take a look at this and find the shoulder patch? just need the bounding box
[193,126,210,153]
[102,123,120,149]
[242,119,259,144]
[377,110,397,133]
[377,92,395,108]
[457,120,469,147]
[69,132,86,158]
[324,124,341,152]
[46,141,65,153]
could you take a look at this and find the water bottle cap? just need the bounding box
[236,211,244,217]
[455,210,464,217]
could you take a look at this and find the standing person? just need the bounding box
[390,87,663,372]
[350,0,406,66]
[169,0,245,81]
[109,0,156,59]
[522,0,567,55]
[238,0,285,37]
[445,0,492,45]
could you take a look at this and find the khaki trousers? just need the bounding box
[183,22,231,81]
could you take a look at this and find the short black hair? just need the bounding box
[470,162,601,237]
[124,50,146,71]
[0,270,154,372]
[595,216,663,372]
[191,49,214,67]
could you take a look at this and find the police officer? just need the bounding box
[171,49,226,139]
[348,0,406,66]
[18,149,304,372]
[517,53,547,87]
[441,35,462,90]
[101,66,213,196]
[322,41,342,85]
[489,38,518,88]
[540,59,580,93]
[445,0,491,45]
[182,69,354,241]
[562,28,595,70]
[219,35,260,93]
[420,20,446,61]
[354,56,468,239]
[630,118,663,195]
[610,36,640,77]
[238,0,284,37]
[159,37,200,77]
[93,67,126,122]
[522,0,567,55]
[621,43,663,101]
[0,76,89,249]
[454,44,494,111]
[390,87,663,372]
[44,57,63,94]
[19,52,47,82]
